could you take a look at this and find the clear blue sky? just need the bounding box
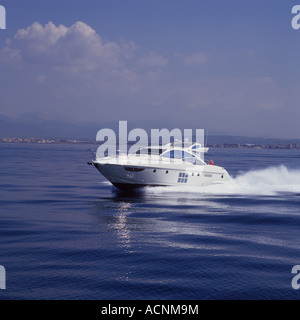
[0,0,299,138]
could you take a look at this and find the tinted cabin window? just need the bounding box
[182,152,196,164]
[182,152,203,165]
[192,145,200,155]
[162,150,203,165]
[154,148,165,155]
[192,144,201,150]
[162,151,174,159]
[173,150,182,159]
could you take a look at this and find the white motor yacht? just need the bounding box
[88,142,230,190]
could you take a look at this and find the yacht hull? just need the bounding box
[94,162,230,191]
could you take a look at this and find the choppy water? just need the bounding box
[0,143,300,300]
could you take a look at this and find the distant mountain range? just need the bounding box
[0,114,300,145]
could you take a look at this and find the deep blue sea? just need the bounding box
[1,143,300,300]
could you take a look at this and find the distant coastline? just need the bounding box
[207,143,300,150]
[1,136,299,149]
[0,137,91,145]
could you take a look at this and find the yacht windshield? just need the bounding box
[162,150,203,165]
[136,147,165,155]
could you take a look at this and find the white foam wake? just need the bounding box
[146,165,300,196]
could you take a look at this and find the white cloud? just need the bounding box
[0,20,172,99]
[0,46,22,64]
[137,52,168,67]
[3,21,122,73]
[1,21,295,138]
[37,74,46,84]
[183,52,207,66]
[0,21,170,77]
